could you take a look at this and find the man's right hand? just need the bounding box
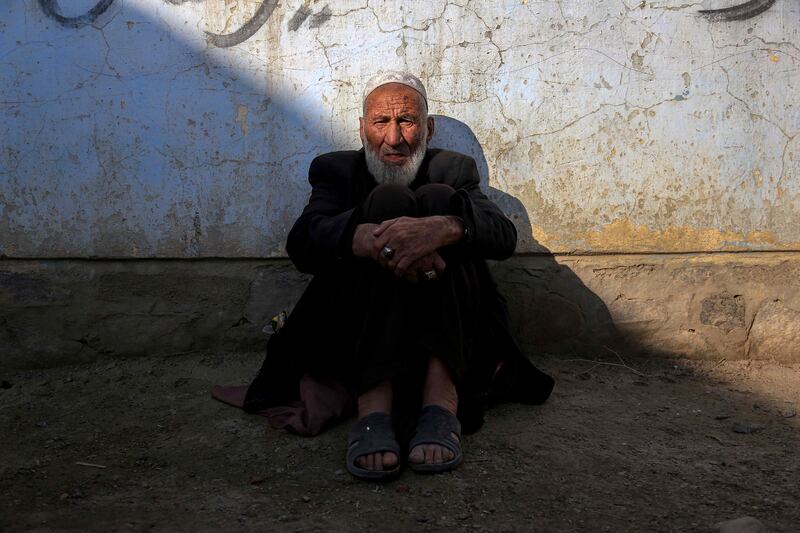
[353,223,446,282]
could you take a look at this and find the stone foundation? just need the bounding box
[2,253,799,370]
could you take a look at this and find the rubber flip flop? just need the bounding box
[408,405,463,473]
[346,412,402,480]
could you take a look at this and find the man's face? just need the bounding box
[360,83,434,185]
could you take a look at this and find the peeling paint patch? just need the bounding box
[630,51,644,70]
[235,105,249,136]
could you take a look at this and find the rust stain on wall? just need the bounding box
[579,219,786,253]
[528,219,793,254]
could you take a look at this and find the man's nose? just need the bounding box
[384,121,403,147]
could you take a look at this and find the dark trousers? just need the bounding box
[348,183,479,396]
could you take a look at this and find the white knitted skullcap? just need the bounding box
[362,71,428,108]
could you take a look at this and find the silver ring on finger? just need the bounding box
[424,270,437,281]
[381,245,395,259]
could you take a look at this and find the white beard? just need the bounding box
[363,134,427,187]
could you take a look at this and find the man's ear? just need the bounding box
[427,116,435,142]
[359,117,365,144]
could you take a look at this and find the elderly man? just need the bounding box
[243,72,553,480]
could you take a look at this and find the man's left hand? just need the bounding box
[402,251,446,284]
[373,215,464,279]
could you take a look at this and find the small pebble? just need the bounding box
[779,408,796,418]
[732,423,765,434]
[302,495,310,503]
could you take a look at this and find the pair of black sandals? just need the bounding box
[346,405,462,480]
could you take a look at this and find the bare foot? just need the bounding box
[354,380,398,472]
[408,357,460,467]
[407,427,458,465]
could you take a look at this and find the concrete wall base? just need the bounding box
[2,254,799,369]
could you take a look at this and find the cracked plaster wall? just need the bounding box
[2,0,799,257]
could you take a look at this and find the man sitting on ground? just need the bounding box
[243,71,553,480]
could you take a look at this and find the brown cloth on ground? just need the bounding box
[211,374,353,436]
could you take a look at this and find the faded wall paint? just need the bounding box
[1,1,799,257]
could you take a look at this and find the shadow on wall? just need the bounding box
[431,116,624,357]
[2,1,329,258]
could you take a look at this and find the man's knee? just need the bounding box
[415,183,455,216]
[362,184,418,223]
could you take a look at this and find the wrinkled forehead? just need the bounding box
[363,83,427,116]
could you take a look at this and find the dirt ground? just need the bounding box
[1,351,798,532]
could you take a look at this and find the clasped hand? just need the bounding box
[352,216,460,283]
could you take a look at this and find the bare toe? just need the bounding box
[383,452,398,468]
[443,446,454,462]
[409,446,424,464]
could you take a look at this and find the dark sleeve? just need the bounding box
[449,156,517,260]
[285,155,361,274]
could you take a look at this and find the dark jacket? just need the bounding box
[286,148,517,274]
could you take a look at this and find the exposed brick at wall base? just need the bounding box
[494,253,800,362]
[2,254,799,370]
[0,260,309,370]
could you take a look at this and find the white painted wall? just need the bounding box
[1,0,798,257]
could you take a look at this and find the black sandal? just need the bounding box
[346,412,401,480]
[408,405,463,473]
